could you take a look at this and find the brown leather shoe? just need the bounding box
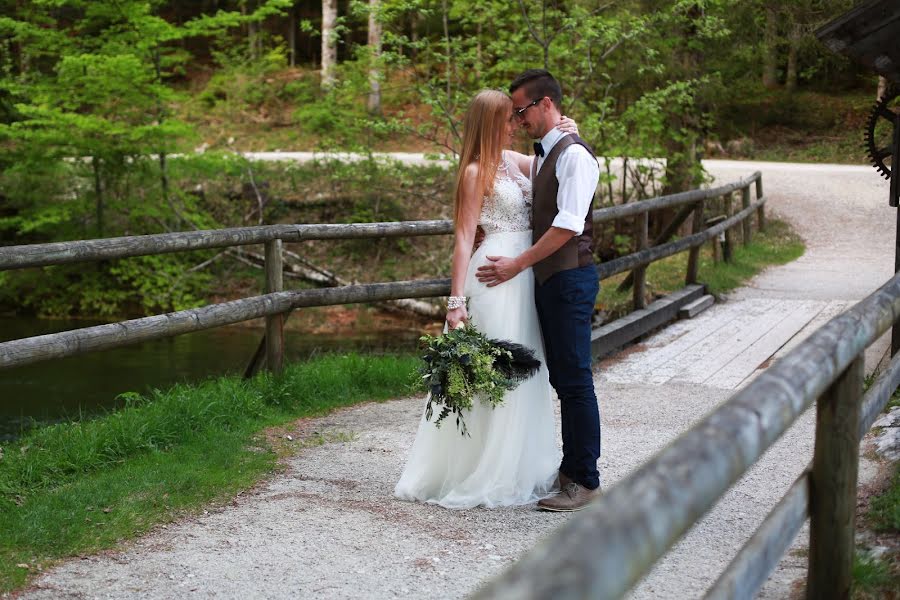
[538,482,601,512]
[555,471,573,491]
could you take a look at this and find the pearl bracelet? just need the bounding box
[447,296,466,310]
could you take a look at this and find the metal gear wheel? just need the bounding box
[865,90,899,180]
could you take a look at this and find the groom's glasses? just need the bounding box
[512,97,543,121]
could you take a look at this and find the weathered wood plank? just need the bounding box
[642,299,782,386]
[471,272,900,600]
[670,299,792,386]
[755,176,766,232]
[600,301,774,385]
[264,239,285,374]
[704,470,811,600]
[686,201,705,285]
[0,278,450,370]
[618,201,701,293]
[771,301,850,360]
[704,300,825,390]
[597,196,767,280]
[591,285,706,359]
[633,212,649,310]
[741,186,752,246]
[677,294,714,319]
[723,192,734,262]
[807,356,863,600]
[860,346,900,436]
[0,173,762,271]
[0,221,456,271]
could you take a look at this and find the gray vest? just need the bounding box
[531,134,596,285]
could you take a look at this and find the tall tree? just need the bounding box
[762,3,779,88]
[367,0,382,114]
[321,0,338,87]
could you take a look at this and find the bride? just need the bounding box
[394,90,579,509]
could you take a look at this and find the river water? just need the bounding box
[0,317,422,441]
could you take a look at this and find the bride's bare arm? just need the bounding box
[446,163,483,328]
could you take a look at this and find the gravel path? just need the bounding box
[16,160,893,599]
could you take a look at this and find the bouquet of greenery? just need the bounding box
[418,324,542,436]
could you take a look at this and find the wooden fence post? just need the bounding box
[634,212,649,309]
[723,193,734,263]
[265,239,285,374]
[742,186,752,246]
[755,176,766,232]
[686,200,704,284]
[807,356,863,600]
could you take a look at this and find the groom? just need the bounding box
[476,69,601,512]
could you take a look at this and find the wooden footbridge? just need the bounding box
[1,169,897,599]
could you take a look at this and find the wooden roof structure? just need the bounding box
[816,0,900,83]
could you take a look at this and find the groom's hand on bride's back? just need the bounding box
[476,256,523,287]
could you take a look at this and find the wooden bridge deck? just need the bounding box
[601,298,851,390]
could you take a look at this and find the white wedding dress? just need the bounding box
[394,152,560,509]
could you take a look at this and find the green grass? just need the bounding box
[597,218,805,318]
[852,552,895,599]
[870,466,900,534]
[0,353,418,592]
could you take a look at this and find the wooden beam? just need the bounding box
[598,197,766,280]
[0,278,450,370]
[470,271,900,600]
[704,470,811,600]
[633,212,649,310]
[686,201,705,284]
[807,357,863,600]
[0,173,762,272]
[592,285,706,359]
[264,239,285,374]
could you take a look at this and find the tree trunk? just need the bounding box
[410,13,420,62]
[658,3,703,238]
[786,23,799,92]
[93,157,104,238]
[763,4,779,89]
[367,0,382,114]
[321,0,337,88]
[442,0,451,102]
[288,2,297,67]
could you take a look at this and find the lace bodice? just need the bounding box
[479,155,533,234]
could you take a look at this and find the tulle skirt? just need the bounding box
[394,230,560,509]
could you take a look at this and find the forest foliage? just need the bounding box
[0,0,872,317]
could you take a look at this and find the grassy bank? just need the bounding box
[0,353,418,592]
[597,218,805,318]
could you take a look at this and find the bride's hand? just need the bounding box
[557,115,579,136]
[446,306,468,329]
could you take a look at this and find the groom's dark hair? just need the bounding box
[509,69,562,110]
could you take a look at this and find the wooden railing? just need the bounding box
[472,252,899,599]
[0,172,765,372]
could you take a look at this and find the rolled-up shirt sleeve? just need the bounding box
[551,144,600,235]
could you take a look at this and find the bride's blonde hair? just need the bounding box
[453,90,512,222]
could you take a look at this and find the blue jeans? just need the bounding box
[535,265,601,490]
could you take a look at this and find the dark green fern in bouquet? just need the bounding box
[418,324,541,436]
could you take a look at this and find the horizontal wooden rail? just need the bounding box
[0,279,449,370]
[472,270,900,599]
[592,171,761,224]
[860,347,900,436]
[704,470,811,600]
[705,348,900,600]
[0,173,761,271]
[0,221,455,271]
[598,195,766,279]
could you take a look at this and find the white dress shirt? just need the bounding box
[534,127,600,235]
